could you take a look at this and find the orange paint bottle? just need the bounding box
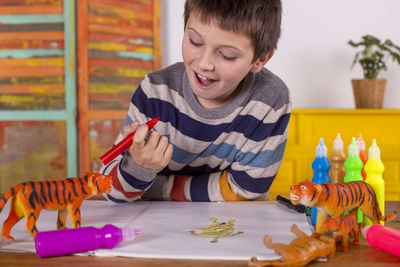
[356,133,368,180]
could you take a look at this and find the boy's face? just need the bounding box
[182,14,270,109]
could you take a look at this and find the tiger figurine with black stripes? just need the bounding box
[0,172,112,241]
[289,180,397,235]
[323,214,360,251]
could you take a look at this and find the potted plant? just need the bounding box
[348,35,400,108]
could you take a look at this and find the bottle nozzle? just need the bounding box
[121,228,142,242]
[348,137,359,156]
[368,139,381,159]
[356,133,366,151]
[316,137,328,157]
[361,225,370,239]
[333,133,344,151]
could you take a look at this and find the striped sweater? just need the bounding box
[101,62,291,202]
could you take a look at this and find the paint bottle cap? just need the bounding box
[361,225,370,239]
[316,138,328,158]
[348,137,359,157]
[121,228,142,242]
[333,133,344,151]
[356,133,366,151]
[368,139,381,159]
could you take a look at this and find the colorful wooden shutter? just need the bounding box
[0,0,77,193]
[77,0,161,174]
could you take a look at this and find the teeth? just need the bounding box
[290,193,299,201]
[197,73,209,80]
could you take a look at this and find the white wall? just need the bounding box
[160,0,400,109]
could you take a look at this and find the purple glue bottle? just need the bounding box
[35,224,141,258]
[362,224,400,258]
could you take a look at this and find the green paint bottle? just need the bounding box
[344,137,364,223]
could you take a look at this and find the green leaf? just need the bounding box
[348,34,400,78]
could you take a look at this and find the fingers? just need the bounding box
[122,121,140,138]
[162,143,174,166]
[144,129,160,149]
[132,123,150,149]
[154,136,173,168]
[145,132,174,162]
[124,119,173,170]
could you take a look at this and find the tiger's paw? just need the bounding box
[0,235,14,248]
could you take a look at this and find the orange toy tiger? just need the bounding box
[289,180,397,235]
[249,224,336,267]
[322,214,360,251]
[0,172,112,241]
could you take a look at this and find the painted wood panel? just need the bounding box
[0,0,65,110]
[78,0,161,174]
[0,0,77,193]
[0,121,67,193]
[85,0,160,110]
[89,119,125,171]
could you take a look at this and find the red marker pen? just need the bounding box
[100,117,160,165]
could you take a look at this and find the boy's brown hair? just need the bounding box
[184,0,282,62]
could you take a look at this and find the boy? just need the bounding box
[101,0,291,202]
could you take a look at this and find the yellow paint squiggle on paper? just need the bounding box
[189,217,243,242]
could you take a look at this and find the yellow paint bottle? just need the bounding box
[364,139,385,225]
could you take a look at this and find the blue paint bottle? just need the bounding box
[311,138,331,225]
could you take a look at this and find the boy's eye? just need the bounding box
[189,38,202,47]
[220,53,236,61]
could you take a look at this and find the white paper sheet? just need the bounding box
[0,200,313,260]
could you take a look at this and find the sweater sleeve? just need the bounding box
[221,105,291,201]
[142,103,291,202]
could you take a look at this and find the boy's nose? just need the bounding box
[197,52,215,72]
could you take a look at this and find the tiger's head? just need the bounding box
[289,180,322,206]
[86,172,113,194]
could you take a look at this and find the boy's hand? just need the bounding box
[122,120,173,171]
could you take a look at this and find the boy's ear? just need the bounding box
[250,50,275,73]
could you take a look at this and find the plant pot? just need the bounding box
[351,78,386,109]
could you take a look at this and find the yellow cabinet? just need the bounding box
[270,109,400,201]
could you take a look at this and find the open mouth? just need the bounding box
[195,71,216,87]
[290,193,300,201]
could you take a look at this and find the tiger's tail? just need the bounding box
[367,183,397,223]
[379,210,397,222]
[0,184,23,214]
